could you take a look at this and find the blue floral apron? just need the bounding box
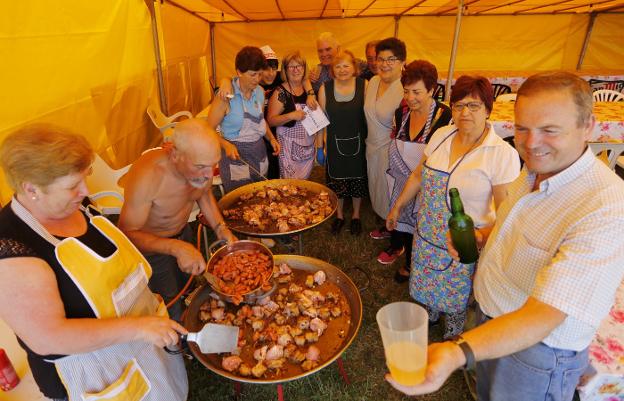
[409,129,476,314]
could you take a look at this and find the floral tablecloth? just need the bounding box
[578,279,624,401]
[488,101,624,141]
[439,71,624,93]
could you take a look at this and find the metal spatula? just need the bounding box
[183,323,239,354]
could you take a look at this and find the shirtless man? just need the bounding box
[119,119,236,320]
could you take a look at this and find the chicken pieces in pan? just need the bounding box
[222,185,334,234]
[199,264,351,380]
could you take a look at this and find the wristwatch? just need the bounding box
[450,335,476,371]
[306,89,316,96]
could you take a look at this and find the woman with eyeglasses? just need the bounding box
[363,38,407,252]
[267,51,320,179]
[387,75,520,339]
[318,49,368,236]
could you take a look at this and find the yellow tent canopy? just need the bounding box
[1,0,623,204]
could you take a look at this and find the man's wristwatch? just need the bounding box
[450,335,476,371]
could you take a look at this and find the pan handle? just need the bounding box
[208,239,228,257]
[164,334,188,355]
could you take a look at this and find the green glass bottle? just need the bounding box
[448,188,479,264]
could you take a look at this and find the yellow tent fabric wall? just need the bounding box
[0,0,159,204]
[160,2,213,115]
[210,13,623,82]
[213,17,395,80]
[583,14,624,70]
[401,14,587,72]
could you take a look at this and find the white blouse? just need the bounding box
[423,123,521,228]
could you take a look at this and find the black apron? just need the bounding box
[325,78,368,179]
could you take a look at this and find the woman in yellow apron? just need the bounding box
[0,125,188,401]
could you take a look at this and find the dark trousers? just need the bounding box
[263,137,280,179]
[145,225,193,321]
[390,229,413,267]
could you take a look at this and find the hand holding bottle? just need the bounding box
[446,229,483,262]
[447,188,479,264]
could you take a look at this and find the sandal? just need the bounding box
[350,218,362,236]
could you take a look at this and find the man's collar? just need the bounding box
[532,147,594,194]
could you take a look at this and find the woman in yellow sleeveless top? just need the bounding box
[0,125,188,401]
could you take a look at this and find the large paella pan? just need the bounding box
[183,254,362,384]
[217,179,338,237]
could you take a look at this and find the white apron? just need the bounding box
[364,76,403,218]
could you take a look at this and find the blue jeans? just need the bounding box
[475,308,589,401]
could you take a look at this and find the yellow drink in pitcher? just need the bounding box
[386,342,426,385]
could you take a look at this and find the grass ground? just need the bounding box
[186,166,473,401]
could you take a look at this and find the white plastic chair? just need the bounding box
[496,93,517,102]
[592,89,624,102]
[86,154,131,215]
[146,103,193,141]
[588,142,624,171]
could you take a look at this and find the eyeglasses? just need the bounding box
[376,56,399,65]
[451,102,484,112]
[287,64,304,70]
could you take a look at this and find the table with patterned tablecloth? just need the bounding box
[577,280,624,401]
[488,101,624,141]
[439,70,624,93]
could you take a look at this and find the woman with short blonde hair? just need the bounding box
[267,50,318,179]
[0,124,93,192]
[318,48,368,236]
[0,125,188,401]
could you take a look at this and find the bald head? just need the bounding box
[169,119,221,188]
[172,119,221,163]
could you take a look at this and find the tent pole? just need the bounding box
[394,15,401,37]
[446,0,464,102]
[148,0,168,114]
[147,0,168,114]
[576,12,596,71]
[210,22,217,90]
